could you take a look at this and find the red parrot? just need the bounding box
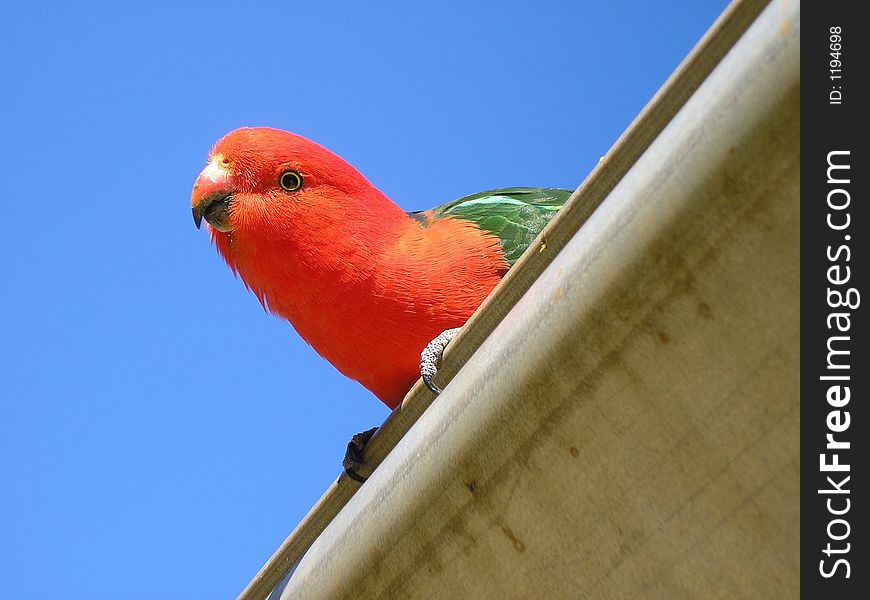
[191,127,568,409]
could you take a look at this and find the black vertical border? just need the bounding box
[802,2,866,597]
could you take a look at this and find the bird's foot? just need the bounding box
[420,327,462,395]
[343,427,378,483]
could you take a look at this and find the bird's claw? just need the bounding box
[343,427,378,483]
[420,327,461,396]
[343,326,460,482]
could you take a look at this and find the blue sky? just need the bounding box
[1,1,727,597]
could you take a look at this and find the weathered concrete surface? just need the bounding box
[275,0,800,598]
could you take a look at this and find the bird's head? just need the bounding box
[191,127,389,238]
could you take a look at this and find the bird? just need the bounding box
[191,127,569,477]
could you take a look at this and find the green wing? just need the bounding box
[409,188,571,266]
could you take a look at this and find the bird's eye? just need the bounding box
[279,170,303,191]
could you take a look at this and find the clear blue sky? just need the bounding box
[1,1,727,597]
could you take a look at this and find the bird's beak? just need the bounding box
[191,157,235,232]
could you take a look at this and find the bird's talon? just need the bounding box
[342,427,378,483]
[420,327,461,396]
[344,467,368,483]
[422,376,443,395]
